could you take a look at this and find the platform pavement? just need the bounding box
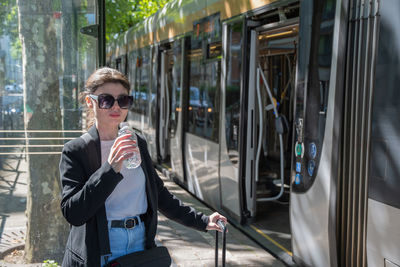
[0,151,285,267]
[156,173,285,267]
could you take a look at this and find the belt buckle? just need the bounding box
[124,218,136,229]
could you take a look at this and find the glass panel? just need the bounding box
[169,40,182,138]
[187,44,220,143]
[203,61,220,142]
[225,22,242,167]
[187,46,202,135]
[127,50,138,108]
[0,0,98,262]
[368,0,400,209]
[150,47,157,131]
[137,47,151,115]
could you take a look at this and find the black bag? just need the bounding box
[105,246,171,267]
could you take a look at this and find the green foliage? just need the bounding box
[43,259,59,267]
[0,0,16,35]
[10,38,21,59]
[106,0,169,42]
[0,0,20,58]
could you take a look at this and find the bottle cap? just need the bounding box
[119,122,129,128]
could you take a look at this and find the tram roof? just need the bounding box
[108,0,279,57]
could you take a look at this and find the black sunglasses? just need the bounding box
[89,94,133,109]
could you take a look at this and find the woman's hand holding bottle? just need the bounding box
[107,133,139,173]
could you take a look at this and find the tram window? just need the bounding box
[127,51,138,109]
[150,47,157,128]
[187,47,220,142]
[169,40,182,138]
[368,0,400,209]
[321,0,335,21]
[207,42,222,59]
[121,55,127,75]
[203,61,220,142]
[137,47,151,115]
[225,21,243,166]
[115,57,121,71]
[318,33,333,68]
[187,48,202,136]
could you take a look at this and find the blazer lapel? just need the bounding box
[85,126,101,174]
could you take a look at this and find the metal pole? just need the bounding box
[97,0,105,67]
[215,230,218,267]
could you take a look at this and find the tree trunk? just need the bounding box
[17,0,68,263]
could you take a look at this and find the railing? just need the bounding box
[0,130,85,156]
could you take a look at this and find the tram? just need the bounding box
[106,0,400,266]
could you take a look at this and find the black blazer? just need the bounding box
[59,126,209,267]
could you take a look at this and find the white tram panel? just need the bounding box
[290,0,345,266]
[367,199,400,267]
[185,133,220,210]
[366,0,400,265]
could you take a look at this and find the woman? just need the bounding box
[59,67,227,266]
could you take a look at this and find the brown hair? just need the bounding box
[80,67,131,129]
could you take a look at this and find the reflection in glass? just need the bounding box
[0,0,98,262]
[368,0,400,209]
[169,40,182,138]
[225,23,242,166]
[135,48,150,116]
[187,50,220,142]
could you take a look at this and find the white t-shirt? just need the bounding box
[100,140,148,220]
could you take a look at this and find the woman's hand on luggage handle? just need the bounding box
[206,212,228,232]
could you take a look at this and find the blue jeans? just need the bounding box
[101,216,146,266]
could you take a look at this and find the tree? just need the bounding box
[106,0,169,42]
[16,0,68,262]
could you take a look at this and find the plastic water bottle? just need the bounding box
[118,122,141,169]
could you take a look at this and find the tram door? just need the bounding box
[184,31,221,209]
[290,0,342,266]
[219,19,244,220]
[245,23,297,217]
[243,20,298,260]
[158,40,185,182]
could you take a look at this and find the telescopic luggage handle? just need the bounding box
[215,220,227,267]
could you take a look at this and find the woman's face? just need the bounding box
[86,82,129,130]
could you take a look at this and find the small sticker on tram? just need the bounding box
[296,162,302,173]
[309,142,317,159]
[295,142,305,158]
[308,160,316,177]
[295,174,302,185]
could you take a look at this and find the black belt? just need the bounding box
[110,214,146,229]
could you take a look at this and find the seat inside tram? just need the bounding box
[250,25,298,252]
